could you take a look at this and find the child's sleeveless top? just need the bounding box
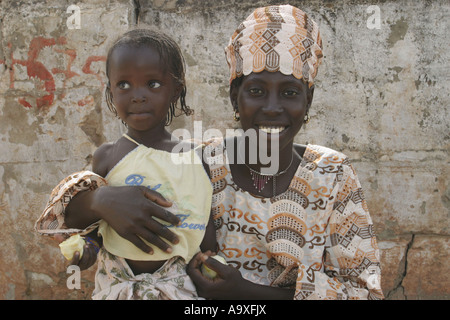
[98,134,212,263]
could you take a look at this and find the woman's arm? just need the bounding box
[292,161,384,300]
[35,171,182,254]
[63,142,112,229]
[35,141,184,254]
[319,162,384,299]
[200,213,217,253]
[66,185,182,254]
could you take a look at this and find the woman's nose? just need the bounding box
[262,94,283,115]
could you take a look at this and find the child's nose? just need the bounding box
[132,96,147,103]
[131,89,147,103]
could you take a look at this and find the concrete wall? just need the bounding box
[0,0,448,299]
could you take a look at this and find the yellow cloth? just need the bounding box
[98,135,212,262]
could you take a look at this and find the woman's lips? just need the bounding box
[257,125,287,134]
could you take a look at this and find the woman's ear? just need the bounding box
[307,85,314,112]
[229,85,238,111]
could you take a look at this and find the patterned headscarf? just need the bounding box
[225,5,323,87]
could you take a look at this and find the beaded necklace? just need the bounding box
[242,153,295,197]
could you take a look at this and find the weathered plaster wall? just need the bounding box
[0,0,448,299]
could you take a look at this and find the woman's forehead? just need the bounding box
[243,71,307,86]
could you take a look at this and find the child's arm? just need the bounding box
[69,229,102,270]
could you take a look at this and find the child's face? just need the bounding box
[231,71,313,151]
[108,45,179,132]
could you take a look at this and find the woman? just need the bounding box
[35,5,383,300]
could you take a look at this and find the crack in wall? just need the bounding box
[386,233,415,299]
[133,0,141,25]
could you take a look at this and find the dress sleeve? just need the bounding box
[294,160,384,300]
[34,171,107,241]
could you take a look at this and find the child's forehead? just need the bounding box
[111,44,161,60]
[109,44,168,71]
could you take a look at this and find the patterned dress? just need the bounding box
[204,138,383,299]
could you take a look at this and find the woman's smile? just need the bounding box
[256,125,288,134]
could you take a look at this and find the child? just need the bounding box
[40,28,216,300]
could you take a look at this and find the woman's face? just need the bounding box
[231,71,314,152]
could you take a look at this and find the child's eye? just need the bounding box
[118,82,130,90]
[148,81,161,89]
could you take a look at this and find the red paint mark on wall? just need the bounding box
[77,95,94,106]
[7,37,66,109]
[82,56,107,89]
[4,37,106,110]
[18,98,33,108]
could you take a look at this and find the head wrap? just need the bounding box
[225,5,323,87]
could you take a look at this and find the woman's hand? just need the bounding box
[187,251,296,300]
[66,185,181,255]
[187,251,247,300]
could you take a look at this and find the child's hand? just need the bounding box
[68,242,98,270]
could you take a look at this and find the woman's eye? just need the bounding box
[118,82,130,90]
[283,89,299,97]
[149,81,161,89]
[249,88,263,95]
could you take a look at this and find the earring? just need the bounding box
[304,113,310,124]
[233,110,240,121]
